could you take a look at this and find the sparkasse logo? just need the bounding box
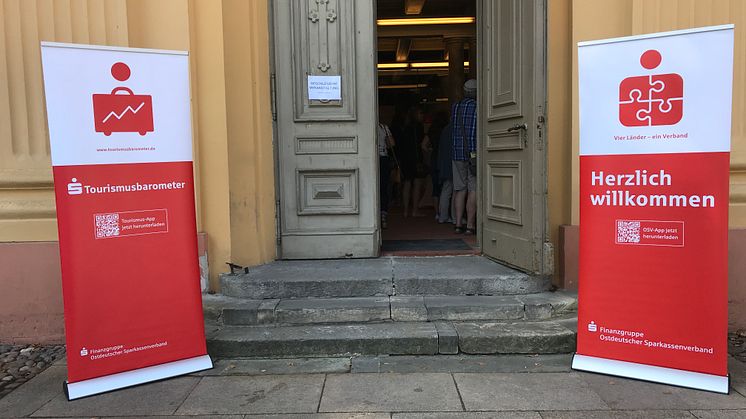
[619,49,684,127]
[67,178,83,195]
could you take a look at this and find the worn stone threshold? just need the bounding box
[220,256,550,299]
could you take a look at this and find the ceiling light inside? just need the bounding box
[377,17,475,26]
[379,84,428,90]
[409,61,470,69]
[377,63,409,69]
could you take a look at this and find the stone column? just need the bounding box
[444,37,466,104]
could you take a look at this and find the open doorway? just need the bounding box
[376,0,478,256]
[269,0,546,270]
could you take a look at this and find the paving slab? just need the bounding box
[390,296,428,321]
[220,259,393,299]
[247,415,390,419]
[275,297,391,324]
[32,376,199,417]
[176,375,325,415]
[208,323,438,357]
[319,373,462,413]
[728,356,746,397]
[454,372,609,411]
[454,321,576,354]
[196,357,351,376]
[424,296,524,321]
[540,411,695,418]
[393,256,547,295]
[110,416,242,419]
[350,354,573,374]
[0,365,66,418]
[395,413,541,419]
[689,410,746,418]
[579,371,746,410]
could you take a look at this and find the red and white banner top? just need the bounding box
[578,25,734,157]
[41,42,192,166]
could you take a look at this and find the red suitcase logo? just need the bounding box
[92,62,154,136]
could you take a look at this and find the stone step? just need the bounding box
[453,321,577,354]
[220,256,549,299]
[207,322,439,358]
[203,292,577,326]
[423,293,576,321]
[392,257,549,295]
[220,258,393,299]
[206,320,576,358]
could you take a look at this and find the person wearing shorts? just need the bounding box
[452,160,476,193]
[451,79,477,234]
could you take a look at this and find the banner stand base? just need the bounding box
[64,354,213,400]
[572,354,729,394]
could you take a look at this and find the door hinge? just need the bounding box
[270,73,277,121]
[275,199,282,245]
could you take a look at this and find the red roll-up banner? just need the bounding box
[573,25,735,393]
[41,43,212,400]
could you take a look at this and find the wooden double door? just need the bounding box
[271,0,548,275]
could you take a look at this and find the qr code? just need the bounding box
[95,213,120,238]
[617,220,640,243]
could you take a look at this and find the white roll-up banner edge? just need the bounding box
[572,354,729,394]
[64,355,212,400]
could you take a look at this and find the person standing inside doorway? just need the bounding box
[396,106,427,218]
[452,79,477,234]
[437,120,454,224]
[377,119,395,228]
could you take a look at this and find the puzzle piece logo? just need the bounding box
[619,50,683,127]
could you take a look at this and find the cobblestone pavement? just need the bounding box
[0,344,65,400]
